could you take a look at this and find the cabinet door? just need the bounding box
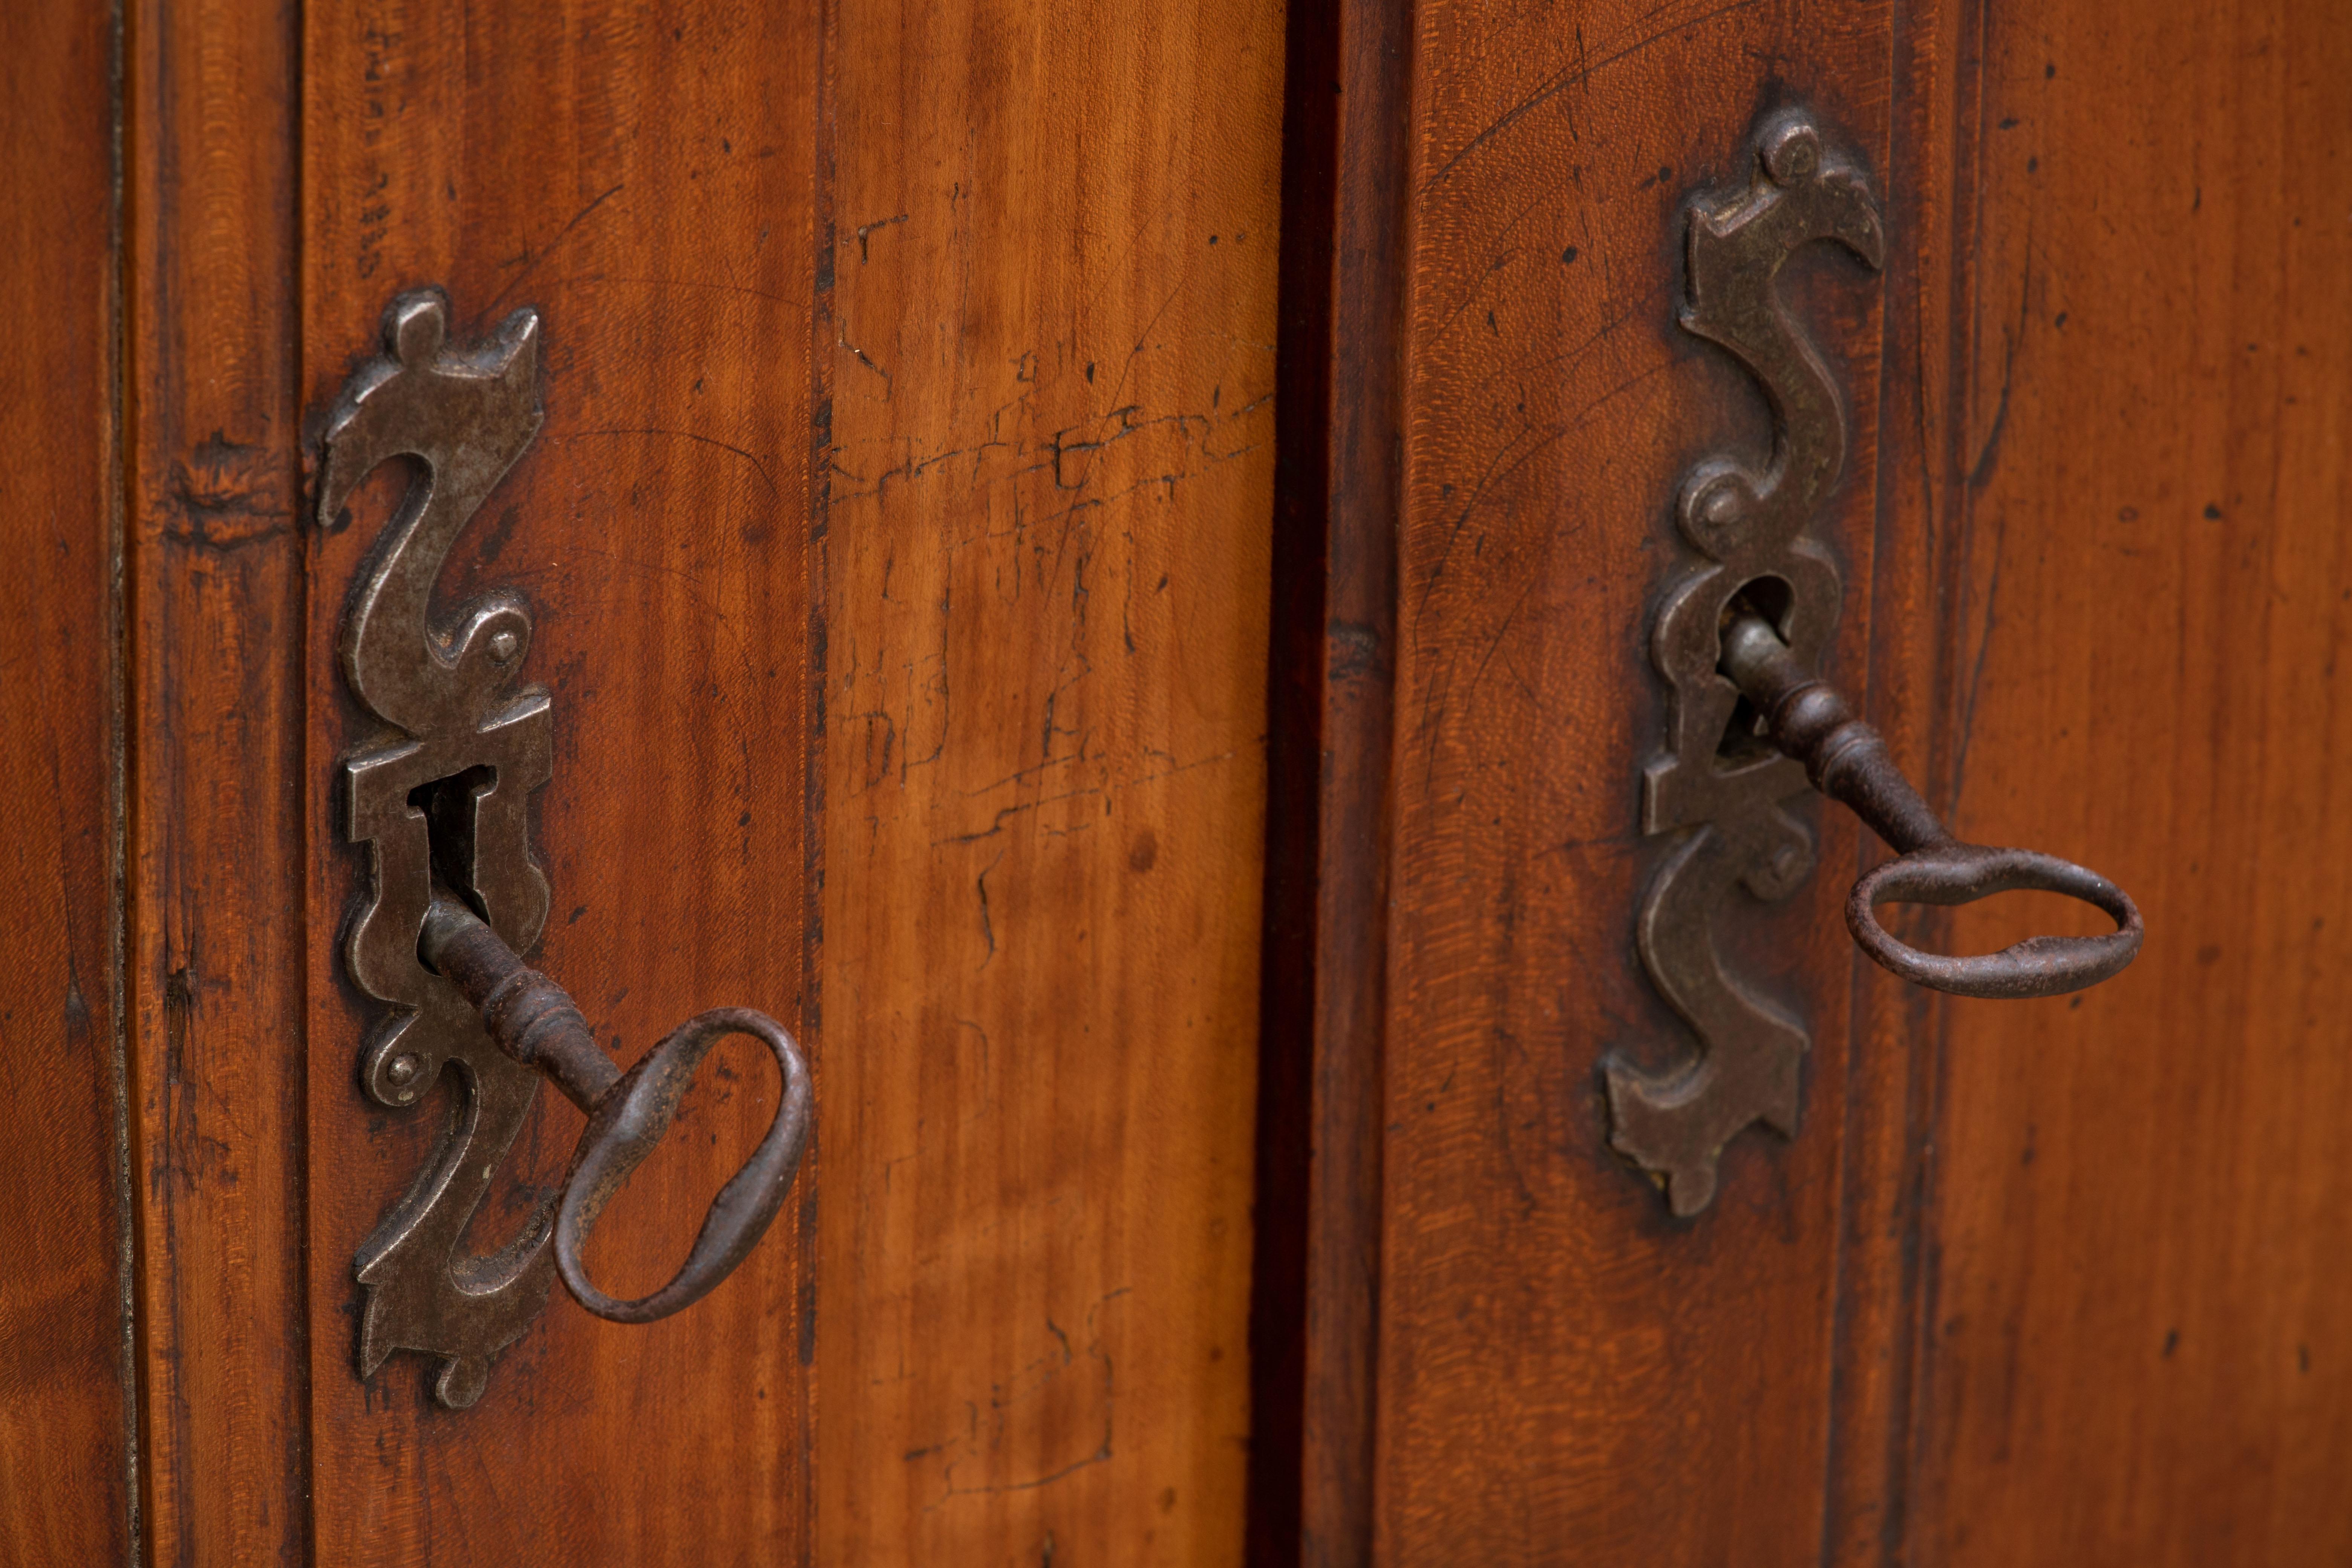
[0,5,133,1564]
[8,0,1282,1562]
[1906,6,2352,1559]
[11,0,2349,1563]
[1254,0,2352,1563]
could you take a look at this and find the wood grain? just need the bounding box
[68,0,2352,1559]
[0,2,134,1562]
[814,0,1285,1558]
[1816,3,1964,1557]
[300,2,821,1562]
[1367,2,1899,1560]
[1913,1,2352,1560]
[123,0,312,1560]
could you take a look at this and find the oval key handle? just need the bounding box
[420,896,813,1323]
[1718,610,2144,1000]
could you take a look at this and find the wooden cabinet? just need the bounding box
[4,0,2346,1563]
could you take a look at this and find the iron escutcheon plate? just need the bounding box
[320,289,556,1408]
[1608,111,1884,1217]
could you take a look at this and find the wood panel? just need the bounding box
[299,2,821,1562]
[814,0,1285,1557]
[1369,2,1902,1560]
[123,0,312,1560]
[1915,1,2352,1560]
[0,3,135,1563]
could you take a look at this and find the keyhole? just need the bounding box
[1713,574,1795,766]
[404,760,562,1276]
[409,764,497,954]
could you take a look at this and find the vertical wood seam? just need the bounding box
[1816,6,1912,1556]
[290,0,316,1560]
[1245,0,1341,1545]
[1256,0,1416,1558]
[105,0,144,1557]
[804,0,839,1554]
[119,3,159,1551]
[1821,2,1955,1558]
[1902,0,1994,1556]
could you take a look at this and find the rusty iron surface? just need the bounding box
[1719,610,2142,1000]
[422,897,813,1328]
[1609,109,1885,1218]
[322,288,559,1406]
[324,287,808,1403]
[1609,112,2141,1220]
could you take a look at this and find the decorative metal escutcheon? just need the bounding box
[1608,110,2143,1218]
[320,288,812,1407]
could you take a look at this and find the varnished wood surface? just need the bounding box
[1315,0,2352,1562]
[814,0,1284,1558]
[123,0,312,1560]
[101,0,1286,1557]
[0,3,133,1563]
[1364,2,1900,1561]
[1816,5,1956,1557]
[65,0,2352,1561]
[300,2,820,1562]
[1913,2,2352,1560]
